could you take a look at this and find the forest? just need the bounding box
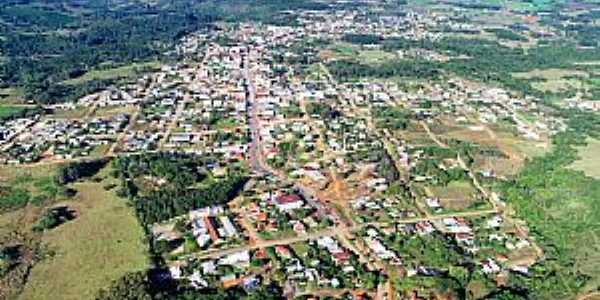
[112,153,247,225]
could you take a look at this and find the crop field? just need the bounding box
[19,168,148,300]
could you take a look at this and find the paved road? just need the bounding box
[242,49,338,223]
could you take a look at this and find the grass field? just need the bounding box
[0,88,27,104]
[92,105,137,118]
[429,181,478,210]
[19,168,149,300]
[51,108,90,119]
[0,164,58,181]
[513,68,589,92]
[569,139,600,179]
[0,105,26,119]
[358,50,396,64]
[0,164,63,211]
[62,61,160,86]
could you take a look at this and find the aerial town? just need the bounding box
[1,1,600,300]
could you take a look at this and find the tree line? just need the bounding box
[55,158,109,185]
[112,153,247,226]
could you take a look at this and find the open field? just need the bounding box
[429,181,479,210]
[358,50,396,64]
[472,156,519,177]
[569,139,600,179]
[62,61,161,86]
[0,164,59,182]
[513,69,589,80]
[91,105,137,118]
[0,164,63,211]
[513,68,589,92]
[0,105,27,119]
[50,108,90,119]
[19,168,149,300]
[444,123,550,161]
[0,88,27,105]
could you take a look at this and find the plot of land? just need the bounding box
[19,171,148,300]
[358,50,396,64]
[62,61,160,86]
[324,43,396,64]
[0,105,27,119]
[0,88,27,104]
[445,123,549,165]
[50,108,90,119]
[429,181,479,210]
[569,138,600,179]
[513,68,589,92]
[91,105,137,119]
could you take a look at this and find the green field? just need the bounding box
[18,169,148,300]
[429,180,479,210]
[513,68,589,92]
[0,165,63,212]
[0,105,26,119]
[569,139,600,179]
[0,88,26,104]
[62,61,161,86]
[430,180,476,199]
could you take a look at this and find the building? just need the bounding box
[275,194,304,211]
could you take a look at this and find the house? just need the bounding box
[275,194,304,211]
[219,216,239,237]
[481,259,501,274]
[218,251,250,266]
[275,245,292,259]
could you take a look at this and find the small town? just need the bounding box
[1,1,600,300]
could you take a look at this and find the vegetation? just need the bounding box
[32,206,76,232]
[0,166,65,212]
[339,36,600,96]
[485,28,528,41]
[20,178,149,300]
[55,159,109,185]
[97,270,285,300]
[0,105,43,121]
[500,109,600,299]
[305,102,337,119]
[341,33,383,45]
[326,59,441,81]
[373,106,410,130]
[112,153,247,225]
[375,148,400,183]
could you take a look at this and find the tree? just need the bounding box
[96,271,153,300]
